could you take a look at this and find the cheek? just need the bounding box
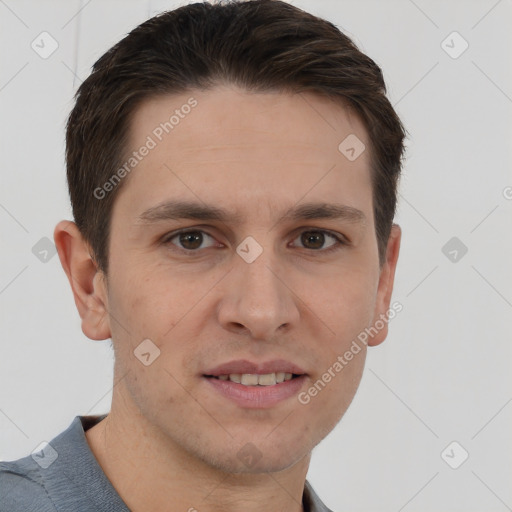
[305,266,378,343]
[107,266,207,386]
[297,343,367,445]
[109,261,194,334]
[119,361,193,430]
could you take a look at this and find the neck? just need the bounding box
[85,393,310,512]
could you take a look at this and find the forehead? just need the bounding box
[114,85,372,221]
[130,85,367,155]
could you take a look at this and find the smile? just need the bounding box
[203,374,307,408]
[207,372,298,386]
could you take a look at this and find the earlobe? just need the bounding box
[367,224,401,347]
[53,220,111,341]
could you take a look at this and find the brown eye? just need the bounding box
[166,230,217,251]
[296,230,339,250]
[179,231,203,250]
[301,231,325,249]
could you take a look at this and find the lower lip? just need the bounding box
[203,375,307,409]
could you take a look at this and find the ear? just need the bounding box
[53,220,111,341]
[367,224,401,347]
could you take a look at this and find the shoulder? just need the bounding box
[1,415,117,512]
[0,456,57,512]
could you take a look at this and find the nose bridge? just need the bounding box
[239,250,280,302]
[218,241,298,339]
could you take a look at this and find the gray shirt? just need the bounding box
[1,415,333,511]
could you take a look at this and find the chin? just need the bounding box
[198,436,311,475]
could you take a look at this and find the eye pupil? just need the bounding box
[301,231,324,249]
[180,232,203,250]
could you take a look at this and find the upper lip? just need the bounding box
[203,359,307,376]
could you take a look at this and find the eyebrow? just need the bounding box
[136,200,366,226]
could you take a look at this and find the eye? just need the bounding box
[290,230,345,252]
[164,229,219,252]
[162,228,347,255]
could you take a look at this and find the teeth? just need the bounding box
[241,374,262,385]
[215,372,296,386]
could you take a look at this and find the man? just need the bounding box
[0,0,405,510]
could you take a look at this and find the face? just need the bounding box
[87,85,399,473]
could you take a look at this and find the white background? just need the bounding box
[1,1,511,511]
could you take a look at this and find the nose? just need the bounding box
[216,249,300,341]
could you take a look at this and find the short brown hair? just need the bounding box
[66,0,406,274]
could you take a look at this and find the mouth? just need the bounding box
[203,372,303,386]
[202,360,308,408]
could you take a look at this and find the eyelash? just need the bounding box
[161,228,348,255]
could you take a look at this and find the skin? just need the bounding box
[54,85,401,512]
